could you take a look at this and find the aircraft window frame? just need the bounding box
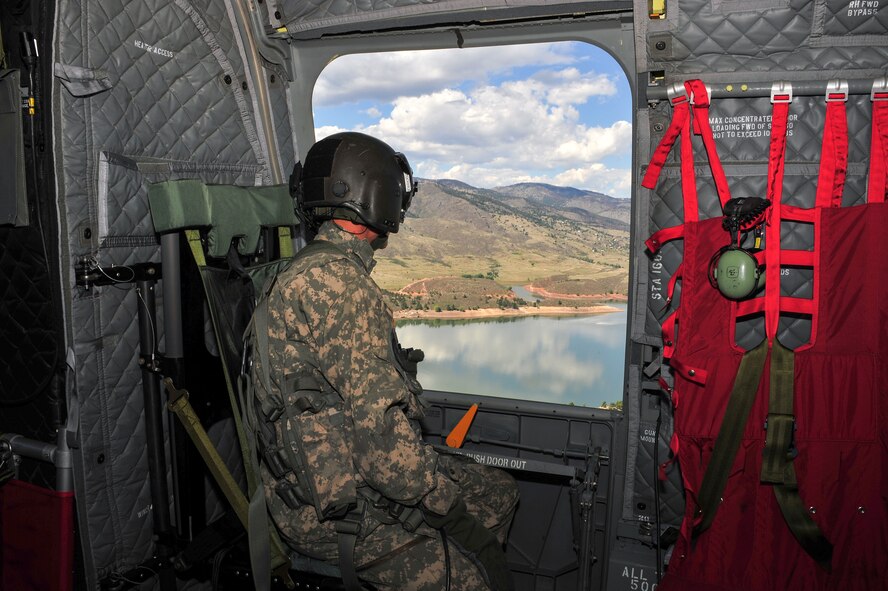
[291,22,638,411]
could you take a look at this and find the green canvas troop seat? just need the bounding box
[148,180,298,394]
[148,180,331,588]
[148,179,298,259]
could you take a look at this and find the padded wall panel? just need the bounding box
[647,0,888,75]
[626,0,888,533]
[52,0,293,586]
[276,0,622,38]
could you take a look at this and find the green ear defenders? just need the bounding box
[708,197,771,301]
[709,245,765,300]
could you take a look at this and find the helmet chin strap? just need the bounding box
[370,234,389,251]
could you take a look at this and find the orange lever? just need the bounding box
[445,403,478,448]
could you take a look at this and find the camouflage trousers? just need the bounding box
[278,453,519,590]
[356,455,519,590]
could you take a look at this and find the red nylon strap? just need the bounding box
[670,355,708,386]
[780,249,814,267]
[736,298,765,318]
[679,105,699,222]
[642,87,700,222]
[782,204,816,223]
[645,224,685,253]
[667,262,683,303]
[868,92,888,203]
[642,93,690,191]
[815,95,849,208]
[661,310,677,359]
[764,97,790,342]
[685,80,732,209]
[736,296,814,318]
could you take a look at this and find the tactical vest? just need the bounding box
[645,80,888,590]
[248,240,362,522]
[245,239,425,529]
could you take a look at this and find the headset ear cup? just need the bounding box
[708,245,729,290]
[713,248,761,300]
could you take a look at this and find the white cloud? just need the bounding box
[344,79,631,196]
[315,124,347,139]
[313,43,633,197]
[314,43,576,107]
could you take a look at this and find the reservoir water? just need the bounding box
[396,305,627,407]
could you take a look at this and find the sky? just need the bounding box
[312,41,633,199]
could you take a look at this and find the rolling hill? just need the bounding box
[374,179,631,302]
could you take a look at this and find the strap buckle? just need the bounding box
[770,81,793,104]
[666,81,689,105]
[763,413,798,461]
[824,79,848,103]
[871,76,888,102]
[334,500,367,535]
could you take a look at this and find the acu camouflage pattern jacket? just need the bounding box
[253,221,459,546]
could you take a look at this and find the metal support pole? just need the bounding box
[646,77,879,102]
[55,429,73,493]
[136,280,173,538]
[0,433,72,493]
[136,279,178,590]
[161,234,184,362]
[160,232,190,540]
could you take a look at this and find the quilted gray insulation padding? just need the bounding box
[624,0,888,524]
[52,0,294,586]
[645,0,888,76]
[274,0,622,39]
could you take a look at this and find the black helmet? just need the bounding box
[293,132,417,234]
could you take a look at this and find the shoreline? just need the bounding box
[394,304,622,320]
[523,283,629,302]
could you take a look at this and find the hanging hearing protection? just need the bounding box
[708,197,771,300]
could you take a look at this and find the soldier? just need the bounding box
[249,132,519,591]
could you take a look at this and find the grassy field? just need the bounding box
[370,179,630,308]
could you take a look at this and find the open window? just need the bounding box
[313,41,632,409]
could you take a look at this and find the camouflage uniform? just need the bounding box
[252,221,519,589]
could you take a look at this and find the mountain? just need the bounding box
[374,178,630,295]
[492,182,631,228]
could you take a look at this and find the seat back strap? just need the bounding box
[760,341,833,570]
[692,340,768,537]
[869,77,888,203]
[815,82,849,209]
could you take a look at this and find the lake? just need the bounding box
[396,305,627,407]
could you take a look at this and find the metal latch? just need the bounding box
[825,79,849,102]
[872,77,888,102]
[770,81,793,104]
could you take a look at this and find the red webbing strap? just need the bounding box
[780,249,814,267]
[815,86,849,208]
[642,92,690,191]
[645,224,685,253]
[666,262,682,304]
[642,86,701,222]
[685,80,732,209]
[735,296,814,319]
[670,354,707,386]
[764,86,791,343]
[661,310,677,359]
[782,204,816,223]
[868,81,888,203]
